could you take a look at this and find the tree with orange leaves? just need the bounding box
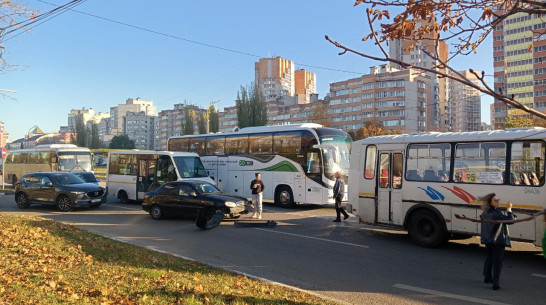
[326,0,546,120]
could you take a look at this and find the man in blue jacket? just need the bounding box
[481,193,516,291]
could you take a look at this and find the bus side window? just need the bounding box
[510,141,545,186]
[364,145,376,179]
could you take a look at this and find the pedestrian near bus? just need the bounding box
[250,173,265,219]
[480,193,516,290]
[333,171,349,222]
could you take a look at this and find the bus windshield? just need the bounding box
[173,156,208,178]
[320,135,352,180]
[58,151,92,172]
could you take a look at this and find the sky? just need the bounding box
[0,0,494,140]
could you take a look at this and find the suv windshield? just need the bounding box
[50,173,86,185]
[194,182,221,194]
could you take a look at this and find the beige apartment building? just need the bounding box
[449,70,482,131]
[389,19,450,131]
[492,8,546,128]
[328,65,432,133]
[0,121,8,149]
[110,98,157,136]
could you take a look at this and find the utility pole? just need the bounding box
[206,100,219,134]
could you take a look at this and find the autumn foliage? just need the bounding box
[0,214,332,305]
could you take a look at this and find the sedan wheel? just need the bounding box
[196,207,224,230]
[57,195,74,212]
[15,193,30,209]
[150,205,163,220]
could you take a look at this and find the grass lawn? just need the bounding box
[0,213,335,305]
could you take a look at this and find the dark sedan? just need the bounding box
[14,172,106,212]
[142,180,249,229]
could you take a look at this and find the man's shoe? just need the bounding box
[493,285,500,291]
[484,278,492,284]
[343,214,350,220]
[251,213,257,219]
[333,219,341,222]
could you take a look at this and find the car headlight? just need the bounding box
[71,191,85,196]
[225,201,237,207]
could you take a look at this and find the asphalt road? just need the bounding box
[0,193,544,305]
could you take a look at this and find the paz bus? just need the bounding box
[348,128,546,247]
[168,123,352,207]
[3,144,92,185]
[106,150,213,203]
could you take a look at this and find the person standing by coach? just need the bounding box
[333,171,349,222]
[250,173,265,219]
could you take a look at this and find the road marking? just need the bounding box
[255,228,369,248]
[394,284,511,305]
[103,204,141,211]
[532,273,546,278]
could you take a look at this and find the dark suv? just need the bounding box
[14,172,106,212]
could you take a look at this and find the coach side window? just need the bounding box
[510,141,545,186]
[454,142,505,184]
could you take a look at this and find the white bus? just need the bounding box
[3,144,92,185]
[106,150,213,203]
[348,128,546,247]
[168,123,352,207]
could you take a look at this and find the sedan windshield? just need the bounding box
[194,182,221,194]
[51,173,86,185]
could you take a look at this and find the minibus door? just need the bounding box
[137,158,156,200]
[377,151,404,224]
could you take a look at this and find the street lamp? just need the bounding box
[206,100,220,134]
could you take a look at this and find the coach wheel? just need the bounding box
[408,209,448,248]
[276,186,295,208]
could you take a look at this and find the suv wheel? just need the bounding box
[57,195,74,212]
[15,192,30,209]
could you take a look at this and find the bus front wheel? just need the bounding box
[408,209,448,248]
[118,191,129,204]
[276,186,295,208]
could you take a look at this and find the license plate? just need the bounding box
[91,199,101,203]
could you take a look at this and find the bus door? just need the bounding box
[216,156,229,191]
[377,151,404,224]
[137,156,156,200]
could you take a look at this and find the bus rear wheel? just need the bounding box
[408,209,447,248]
[276,186,295,208]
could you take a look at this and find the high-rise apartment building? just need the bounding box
[218,106,237,133]
[255,57,317,105]
[67,108,96,132]
[328,64,432,133]
[255,57,295,103]
[492,8,546,128]
[0,121,8,149]
[156,104,204,150]
[389,20,450,131]
[449,70,482,131]
[294,69,317,104]
[110,98,157,136]
[123,112,156,150]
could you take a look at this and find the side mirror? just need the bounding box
[190,192,197,197]
[45,182,53,187]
